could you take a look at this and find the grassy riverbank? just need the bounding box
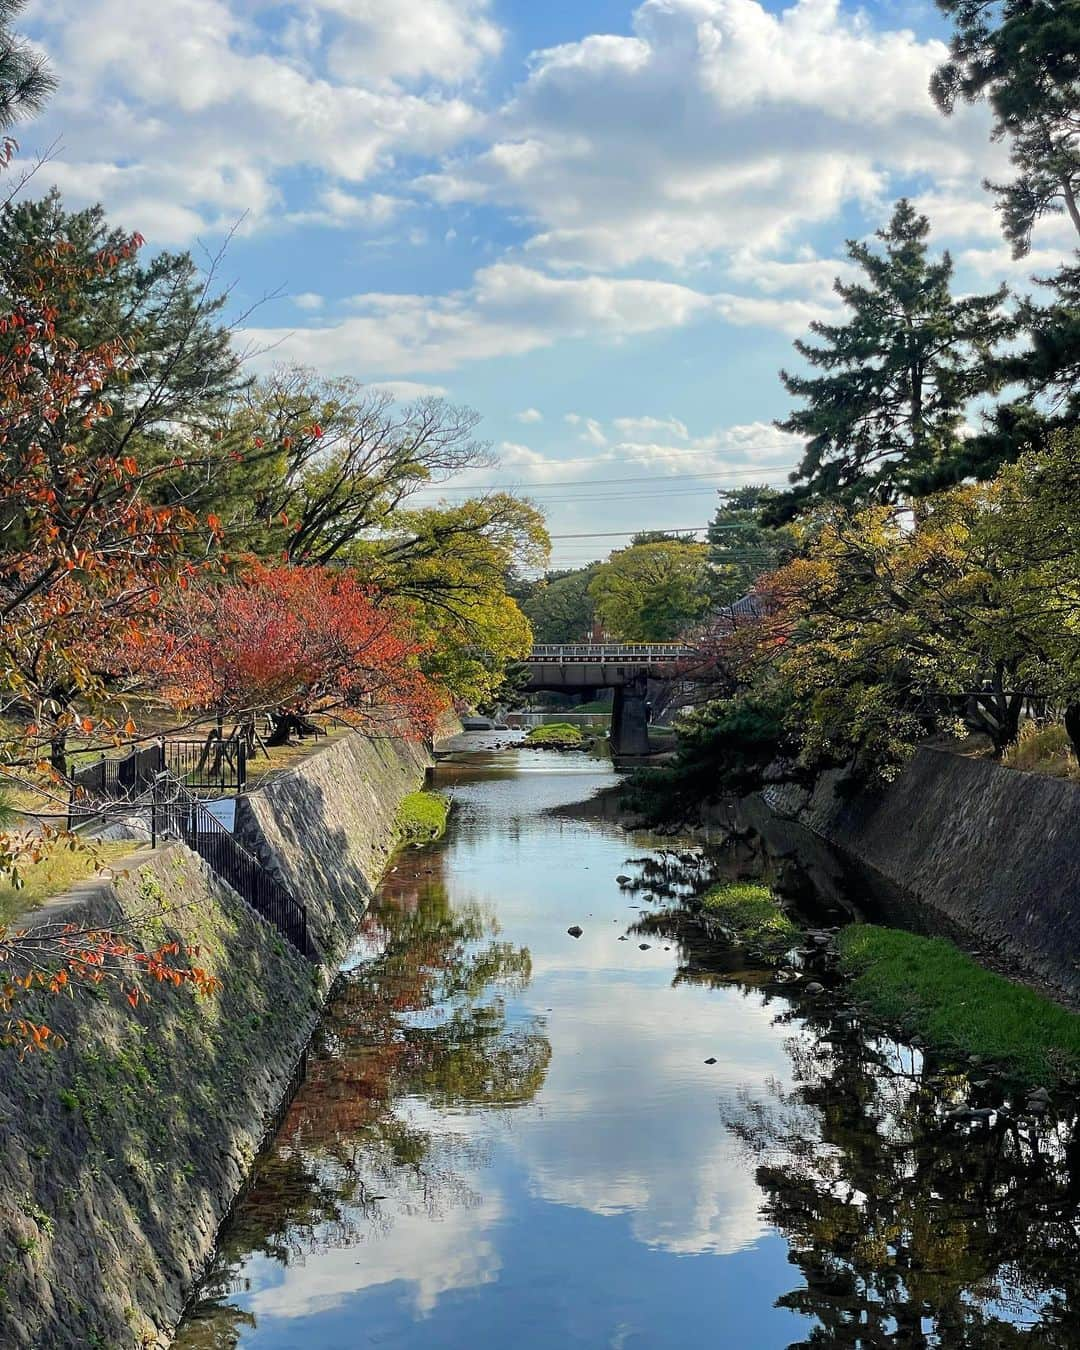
[525,723,585,749]
[838,926,1080,1083]
[395,791,450,846]
[700,882,799,957]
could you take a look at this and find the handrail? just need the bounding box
[528,644,694,662]
[150,772,310,958]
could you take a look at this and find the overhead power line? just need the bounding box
[411,462,798,495]
[547,526,712,540]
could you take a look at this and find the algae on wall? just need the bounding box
[0,729,435,1348]
[0,846,320,1349]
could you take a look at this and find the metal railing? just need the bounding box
[528,643,694,663]
[68,744,165,818]
[150,773,310,958]
[166,737,247,792]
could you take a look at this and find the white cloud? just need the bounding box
[293,292,325,312]
[613,415,689,440]
[23,0,490,242]
[578,417,608,448]
[421,0,1000,272]
[318,0,503,88]
[240,264,720,375]
[515,407,544,423]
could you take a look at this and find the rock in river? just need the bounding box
[567,925,583,938]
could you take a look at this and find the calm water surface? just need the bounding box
[176,743,1080,1349]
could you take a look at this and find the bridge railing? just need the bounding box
[528,643,694,663]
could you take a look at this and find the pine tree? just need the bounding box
[931,1,1080,475]
[932,0,1080,257]
[767,201,1013,523]
[0,0,54,129]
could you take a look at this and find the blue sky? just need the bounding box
[20,0,1075,568]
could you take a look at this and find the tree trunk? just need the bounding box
[1065,702,1080,760]
[266,711,296,746]
[51,731,67,776]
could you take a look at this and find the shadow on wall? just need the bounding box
[233,733,432,964]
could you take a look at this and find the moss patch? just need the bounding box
[0,842,137,927]
[525,722,585,748]
[838,925,1080,1083]
[395,791,450,847]
[699,882,799,955]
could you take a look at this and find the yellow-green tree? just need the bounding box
[589,539,711,642]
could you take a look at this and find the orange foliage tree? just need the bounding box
[0,226,219,782]
[0,226,232,1050]
[140,564,448,744]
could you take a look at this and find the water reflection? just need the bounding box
[728,1003,1080,1348]
[178,749,1080,1349]
[181,856,550,1344]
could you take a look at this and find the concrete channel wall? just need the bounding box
[754,748,1080,1005]
[0,730,432,1349]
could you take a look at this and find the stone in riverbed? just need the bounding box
[804,982,825,995]
[704,1057,717,1065]
[567,925,583,938]
[639,943,651,950]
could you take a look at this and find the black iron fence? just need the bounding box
[69,735,248,803]
[165,737,247,792]
[150,774,310,958]
[69,743,165,803]
[67,744,310,959]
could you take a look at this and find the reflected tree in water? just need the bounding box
[728,1005,1080,1348]
[178,861,550,1346]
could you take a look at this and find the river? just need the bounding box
[176,740,1080,1348]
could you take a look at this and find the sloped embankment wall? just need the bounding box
[0,729,431,1348]
[756,748,1080,1004]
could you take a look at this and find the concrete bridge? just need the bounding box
[521,644,694,756]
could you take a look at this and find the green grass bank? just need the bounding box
[395,791,450,846]
[838,925,1080,1084]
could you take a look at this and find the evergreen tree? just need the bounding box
[767,200,1013,523]
[0,0,54,129]
[932,0,1080,257]
[0,192,244,459]
[707,485,793,605]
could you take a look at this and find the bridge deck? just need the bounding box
[528,643,692,663]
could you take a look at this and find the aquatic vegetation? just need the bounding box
[524,723,585,748]
[699,882,799,955]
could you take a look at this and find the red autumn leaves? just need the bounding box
[137,565,447,739]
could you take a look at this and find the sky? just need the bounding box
[18,0,1077,569]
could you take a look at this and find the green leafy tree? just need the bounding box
[768,200,1013,523]
[174,367,491,563]
[0,1,54,129]
[353,494,549,708]
[519,565,600,643]
[589,539,711,642]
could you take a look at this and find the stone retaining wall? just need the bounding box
[752,748,1080,1004]
[0,729,432,1348]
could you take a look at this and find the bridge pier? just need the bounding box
[610,676,650,757]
